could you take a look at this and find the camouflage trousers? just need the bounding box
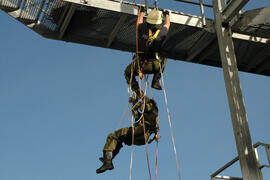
[124,55,167,93]
[103,124,151,158]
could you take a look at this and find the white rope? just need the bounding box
[117,103,131,129]
[129,112,134,180]
[128,60,135,180]
[128,80,148,180]
[159,64,181,180]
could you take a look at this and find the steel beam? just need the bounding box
[212,1,263,180]
[106,14,128,47]
[214,175,243,180]
[222,0,249,24]
[58,3,77,39]
[212,142,270,180]
[62,0,268,44]
[236,6,270,32]
[55,3,71,32]
[231,32,269,43]
[211,156,240,178]
[64,0,206,28]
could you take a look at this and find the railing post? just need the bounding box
[198,0,206,26]
[145,0,148,11]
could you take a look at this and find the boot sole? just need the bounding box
[152,86,162,90]
[96,166,114,174]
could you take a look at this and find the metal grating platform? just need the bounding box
[1,0,270,76]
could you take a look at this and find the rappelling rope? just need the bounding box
[145,75,154,99]
[155,142,158,180]
[128,79,152,180]
[128,57,150,180]
[129,103,134,180]
[128,56,135,180]
[117,103,131,129]
[136,4,143,98]
[144,75,159,180]
[128,1,156,179]
[135,2,153,180]
[159,64,182,180]
[115,92,134,180]
[141,80,152,180]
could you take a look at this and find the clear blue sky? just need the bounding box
[0,1,269,180]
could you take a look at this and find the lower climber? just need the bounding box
[96,96,159,174]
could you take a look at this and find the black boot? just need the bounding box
[99,143,122,163]
[99,157,104,163]
[96,151,114,174]
[151,73,162,90]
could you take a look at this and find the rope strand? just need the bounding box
[145,76,158,180]
[129,2,157,179]
[117,103,131,129]
[159,64,181,180]
[141,81,152,180]
[136,2,152,179]
[129,111,135,180]
[128,58,135,180]
[155,140,159,180]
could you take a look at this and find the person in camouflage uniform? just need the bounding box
[96,96,159,174]
[124,7,170,96]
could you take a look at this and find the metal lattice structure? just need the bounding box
[211,142,270,180]
[1,0,270,179]
[1,0,270,75]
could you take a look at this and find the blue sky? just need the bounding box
[0,1,270,180]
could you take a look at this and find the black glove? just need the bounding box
[139,6,146,13]
[129,96,140,104]
[162,9,170,16]
[129,97,136,103]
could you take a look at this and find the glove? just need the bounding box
[128,97,136,103]
[139,6,146,13]
[162,9,170,16]
[154,133,160,141]
[148,133,160,144]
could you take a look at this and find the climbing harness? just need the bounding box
[147,28,160,46]
[149,28,160,41]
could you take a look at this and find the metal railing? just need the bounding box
[0,0,22,10]
[0,0,69,34]
[19,0,46,23]
[175,0,212,7]
[211,142,270,180]
[174,0,213,27]
[39,0,68,31]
